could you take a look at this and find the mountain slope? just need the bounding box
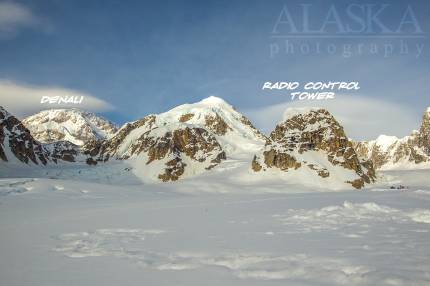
[0,106,50,165]
[84,97,264,182]
[85,116,226,182]
[156,96,266,154]
[252,107,376,189]
[22,109,118,146]
[0,106,87,166]
[418,107,430,154]
[354,107,430,170]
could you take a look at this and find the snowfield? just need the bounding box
[0,170,430,286]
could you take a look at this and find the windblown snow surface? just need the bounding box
[1,168,430,285]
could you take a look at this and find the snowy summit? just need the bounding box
[22,109,118,146]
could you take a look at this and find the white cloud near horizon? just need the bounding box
[0,80,114,118]
[0,2,50,38]
[243,95,423,141]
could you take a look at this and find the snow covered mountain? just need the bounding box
[0,106,50,165]
[354,107,430,170]
[0,106,87,166]
[3,100,388,188]
[22,109,118,146]
[252,107,376,189]
[85,96,265,181]
[156,96,266,154]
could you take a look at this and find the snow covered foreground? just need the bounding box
[1,171,430,286]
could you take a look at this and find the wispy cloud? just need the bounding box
[0,2,50,38]
[243,95,423,141]
[0,80,114,118]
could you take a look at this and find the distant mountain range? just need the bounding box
[1,98,429,189]
[354,108,430,170]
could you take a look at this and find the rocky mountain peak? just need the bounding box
[157,97,266,154]
[22,108,118,146]
[253,108,375,189]
[83,97,265,182]
[281,107,324,122]
[354,107,430,170]
[418,107,430,154]
[273,108,343,143]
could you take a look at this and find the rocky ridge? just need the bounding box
[22,109,118,146]
[0,106,50,165]
[83,97,265,181]
[252,108,376,189]
[354,107,430,169]
[0,106,88,165]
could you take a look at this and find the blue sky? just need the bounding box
[0,0,429,139]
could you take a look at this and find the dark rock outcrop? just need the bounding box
[85,113,227,181]
[44,141,80,163]
[252,108,375,189]
[204,113,232,135]
[0,106,50,165]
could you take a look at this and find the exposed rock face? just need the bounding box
[145,127,225,165]
[0,106,50,165]
[93,115,157,161]
[353,108,430,169]
[258,149,301,171]
[204,113,232,135]
[44,141,80,163]
[22,109,118,146]
[239,115,262,135]
[354,142,386,169]
[158,158,186,182]
[87,113,226,181]
[146,127,226,181]
[81,97,265,181]
[0,107,88,165]
[417,108,430,155]
[252,108,376,189]
[179,113,194,122]
[156,96,266,154]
